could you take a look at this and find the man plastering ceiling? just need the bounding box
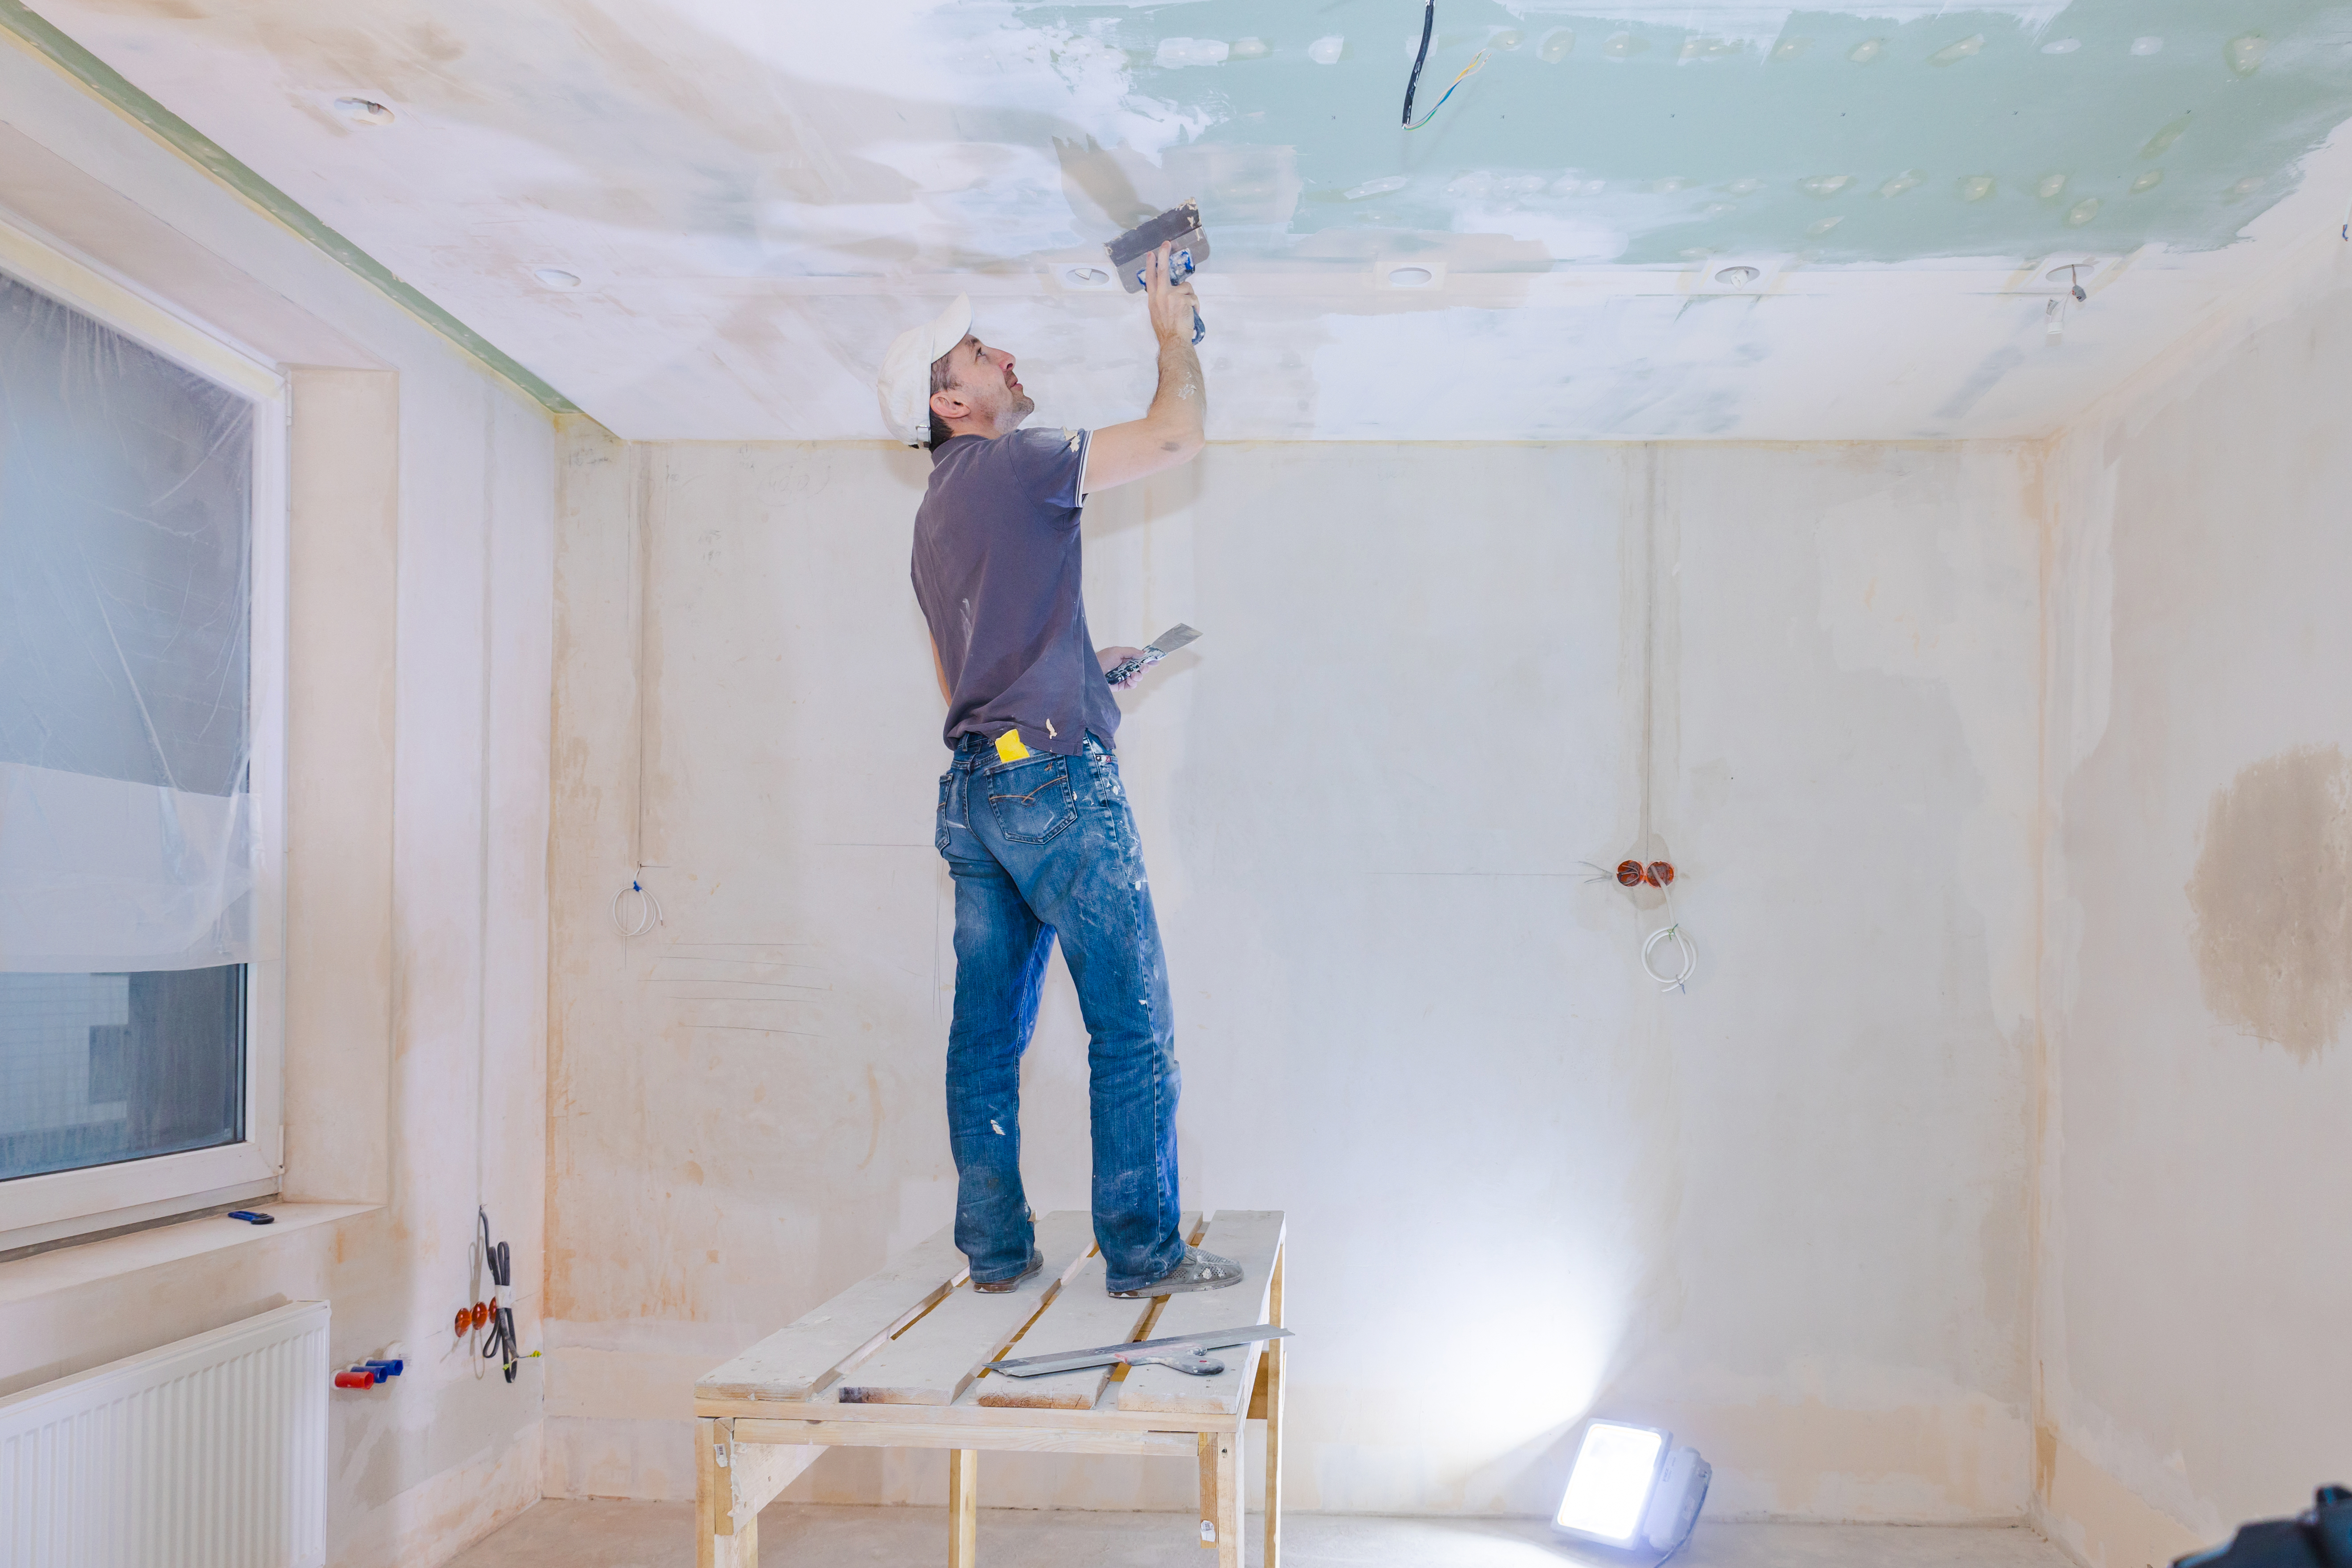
[876,245,1241,1301]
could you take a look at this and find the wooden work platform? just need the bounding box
[693,1210,1287,1568]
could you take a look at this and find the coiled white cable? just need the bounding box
[1641,883,1697,994]
[1643,920,1697,993]
[613,878,662,938]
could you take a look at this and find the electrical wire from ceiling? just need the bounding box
[1402,0,1491,130]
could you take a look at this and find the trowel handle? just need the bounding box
[1191,306,1206,346]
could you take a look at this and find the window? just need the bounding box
[0,228,285,1255]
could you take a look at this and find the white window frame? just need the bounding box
[0,216,288,1254]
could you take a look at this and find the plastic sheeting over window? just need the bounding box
[0,272,256,973]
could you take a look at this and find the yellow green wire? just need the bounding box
[1405,50,1491,130]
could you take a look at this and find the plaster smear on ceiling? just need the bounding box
[20,0,2352,440]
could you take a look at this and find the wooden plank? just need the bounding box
[1215,1426,1242,1568]
[697,1420,762,1568]
[967,1210,1200,1410]
[732,1419,1195,1457]
[835,1211,1096,1406]
[948,1450,977,1568]
[1196,1431,1220,1549]
[698,1395,1234,1434]
[1262,1243,1286,1568]
[726,1441,823,1534]
[697,1222,968,1402]
[696,1418,724,1568]
[1116,1212,1286,1417]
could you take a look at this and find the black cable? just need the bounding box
[1402,0,1435,126]
[477,1210,520,1382]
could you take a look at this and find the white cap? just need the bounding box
[876,294,973,446]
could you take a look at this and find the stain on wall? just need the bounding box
[2186,744,2352,1060]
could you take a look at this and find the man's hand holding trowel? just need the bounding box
[877,206,1246,1304]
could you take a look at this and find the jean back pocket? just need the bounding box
[985,757,1077,844]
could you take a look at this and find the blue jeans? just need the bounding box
[935,733,1185,1294]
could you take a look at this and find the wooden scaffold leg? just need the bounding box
[948,1448,979,1568]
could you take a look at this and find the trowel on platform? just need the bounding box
[984,1324,1290,1380]
[1107,201,1208,345]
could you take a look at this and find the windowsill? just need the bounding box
[0,1201,378,1307]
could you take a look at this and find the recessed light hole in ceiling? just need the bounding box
[1714,266,1760,287]
[333,97,395,125]
[1387,266,1436,288]
[532,268,582,290]
[1063,266,1111,288]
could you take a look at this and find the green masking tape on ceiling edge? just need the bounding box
[0,0,577,413]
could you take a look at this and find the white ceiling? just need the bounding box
[25,0,2352,442]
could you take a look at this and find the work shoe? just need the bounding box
[1109,1246,1244,1299]
[972,1249,1042,1294]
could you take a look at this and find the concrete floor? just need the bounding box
[446,1500,2076,1568]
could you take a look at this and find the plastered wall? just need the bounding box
[0,36,555,1568]
[2031,240,2352,1565]
[545,431,2044,1519]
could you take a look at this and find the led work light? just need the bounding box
[1553,1420,1712,1560]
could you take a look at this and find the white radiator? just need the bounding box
[0,1300,329,1568]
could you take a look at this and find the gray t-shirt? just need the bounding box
[911,427,1122,757]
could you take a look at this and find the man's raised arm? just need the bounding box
[1082,244,1207,494]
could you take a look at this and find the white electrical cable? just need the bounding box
[1642,919,1697,993]
[613,878,662,938]
[1640,883,1697,994]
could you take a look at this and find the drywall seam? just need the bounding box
[0,0,576,414]
[2025,430,2055,1529]
[2031,1435,2207,1568]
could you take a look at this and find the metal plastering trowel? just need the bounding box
[1107,201,1208,344]
[984,1324,1290,1380]
[1103,623,1200,687]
